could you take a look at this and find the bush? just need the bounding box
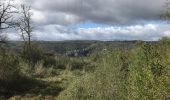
[33,61,57,78]
[69,58,85,70]
[127,42,170,100]
[21,43,58,68]
[21,43,44,67]
[43,53,56,67]
[57,51,127,100]
[57,41,170,100]
[0,46,22,92]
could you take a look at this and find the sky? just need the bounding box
[7,0,170,41]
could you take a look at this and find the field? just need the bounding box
[0,40,170,100]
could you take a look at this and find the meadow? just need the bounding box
[0,39,170,100]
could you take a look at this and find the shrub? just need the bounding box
[21,43,44,68]
[69,58,85,70]
[43,53,56,67]
[57,51,127,100]
[21,43,58,68]
[57,41,170,100]
[0,46,22,92]
[127,42,170,100]
[33,61,57,78]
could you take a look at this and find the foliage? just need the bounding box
[43,53,57,67]
[1,40,170,99]
[127,42,170,100]
[57,51,127,100]
[0,47,20,80]
[21,43,57,68]
[58,40,170,100]
[0,46,22,93]
[21,43,44,67]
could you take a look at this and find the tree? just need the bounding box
[0,0,17,41]
[17,5,33,68]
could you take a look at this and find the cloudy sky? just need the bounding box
[8,0,170,41]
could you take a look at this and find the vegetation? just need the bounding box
[0,0,170,100]
[0,39,170,100]
[57,40,170,100]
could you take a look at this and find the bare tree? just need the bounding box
[0,0,17,34]
[17,4,33,68]
[18,5,33,44]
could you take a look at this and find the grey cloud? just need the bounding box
[29,0,166,25]
[32,11,81,26]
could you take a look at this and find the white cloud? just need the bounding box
[164,31,170,36]
[11,23,166,41]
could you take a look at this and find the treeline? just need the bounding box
[6,41,137,56]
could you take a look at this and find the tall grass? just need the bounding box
[57,51,127,100]
[57,40,170,100]
[127,41,170,100]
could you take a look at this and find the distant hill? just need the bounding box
[5,40,149,56]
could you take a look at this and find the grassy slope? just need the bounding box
[2,40,166,100]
